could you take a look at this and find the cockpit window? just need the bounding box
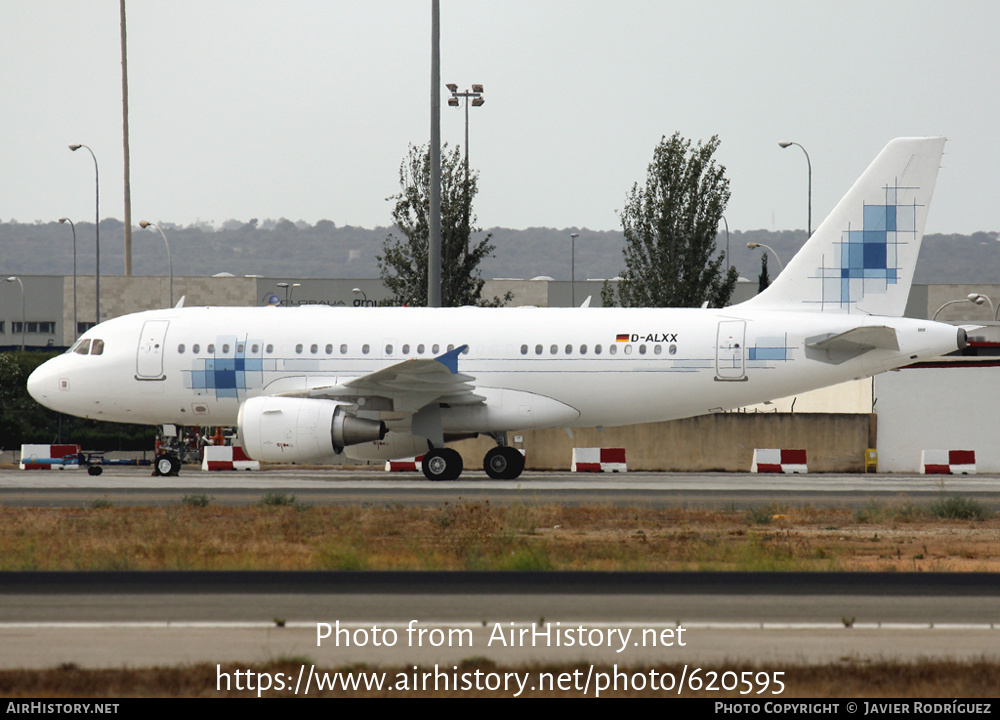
[73,339,92,355]
[90,339,105,355]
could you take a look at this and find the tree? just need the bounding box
[378,143,509,307]
[603,132,738,308]
[758,252,771,293]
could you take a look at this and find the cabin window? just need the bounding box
[193,344,201,354]
[325,344,333,354]
[340,344,348,354]
[595,344,602,354]
[90,339,104,355]
[222,344,230,354]
[654,345,662,355]
[362,344,370,354]
[461,346,469,354]
[237,344,244,354]
[251,344,259,354]
[609,345,617,355]
[208,344,215,354]
[520,344,528,355]
[310,344,318,354]
[535,344,542,355]
[402,344,410,354]
[178,344,185,354]
[447,344,455,352]
[639,344,647,355]
[417,344,425,354]
[669,344,677,355]
[265,344,273,354]
[624,345,633,355]
[385,344,393,355]
[580,344,587,355]
[432,344,439,354]
[550,345,558,355]
[295,344,303,354]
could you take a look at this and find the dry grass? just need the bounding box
[0,499,997,571]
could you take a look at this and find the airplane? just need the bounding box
[27,136,964,481]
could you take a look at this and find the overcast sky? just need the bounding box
[3,1,999,234]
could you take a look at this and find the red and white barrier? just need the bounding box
[572,447,627,473]
[202,445,260,471]
[920,450,976,475]
[385,455,424,472]
[19,444,81,470]
[751,448,808,474]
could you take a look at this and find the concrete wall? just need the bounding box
[451,412,875,473]
[874,364,1000,472]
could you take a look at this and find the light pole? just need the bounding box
[352,287,368,306]
[447,83,484,254]
[932,294,989,321]
[58,218,78,340]
[779,141,812,237]
[747,242,784,272]
[569,232,579,307]
[5,277,24,350]
[69,144,100,324]
[139,221,173,307]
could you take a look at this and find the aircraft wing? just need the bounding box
[804,326,899,364]
[274,345,484,413]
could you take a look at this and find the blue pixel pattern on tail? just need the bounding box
[814,182,923,311]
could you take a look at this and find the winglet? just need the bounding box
[434,345,468,374]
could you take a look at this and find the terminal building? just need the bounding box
[3,275,998,473]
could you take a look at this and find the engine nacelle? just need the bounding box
[238,396,386,463]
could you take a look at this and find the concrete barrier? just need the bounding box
[19,444,81,470]
[202,445,260,471]
[571,447,627,473]
[751,448,808,474]
[920,449,977,475]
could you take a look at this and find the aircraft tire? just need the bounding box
[87,465,103,476]
[154,454,176,476]
[422,448,463,481]
[483,446,524,480]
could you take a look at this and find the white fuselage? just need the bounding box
[27,304,961,434]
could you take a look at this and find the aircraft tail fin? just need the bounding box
[740,137,945,316]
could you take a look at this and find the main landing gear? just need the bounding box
[420,437,526,481]
[421,447,464,481]
[483,445,525,480]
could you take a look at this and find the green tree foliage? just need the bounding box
[758,251,771,293]
[378,143,509,307]
[603,132,738,308]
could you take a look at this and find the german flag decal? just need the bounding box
[616,334,629,342]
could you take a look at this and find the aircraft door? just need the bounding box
[715,320,747,381]
[136,319,169,380]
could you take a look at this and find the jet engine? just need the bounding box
[238,396,386,463]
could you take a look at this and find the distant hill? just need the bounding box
[0,219,997,284]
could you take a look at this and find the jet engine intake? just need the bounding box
[238,396,386,463]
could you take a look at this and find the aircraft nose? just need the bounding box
[27,360,57,407]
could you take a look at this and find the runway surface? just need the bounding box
[2,466,999,508]
[2,467,998,673]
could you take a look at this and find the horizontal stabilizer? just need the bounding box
[805,326,898,364]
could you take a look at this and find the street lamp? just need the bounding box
[747,242,784,272]
[5,277,25,350]
[778,141,812,237]
[139,221,173,307]
[276,282,300,306]
[58,218,78,340]
[447,83,484,253]
[569,232,579,307]
[932,293,996,321]
[352,287,368,306]
[69,144,100,325]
